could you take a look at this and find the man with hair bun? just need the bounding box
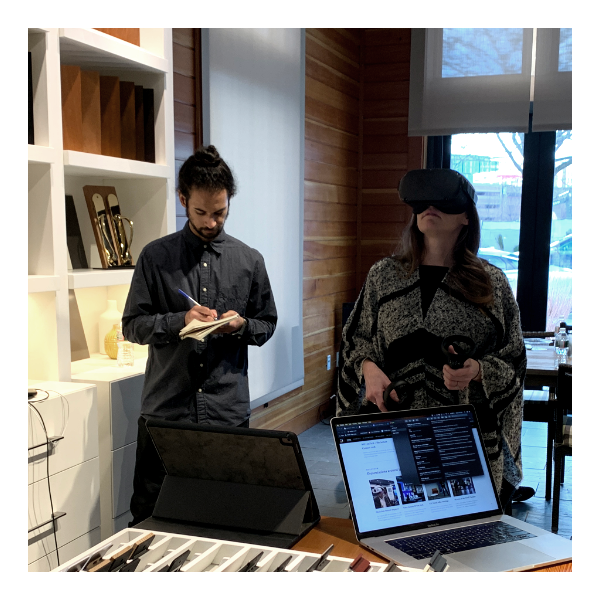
[122,145,277,526]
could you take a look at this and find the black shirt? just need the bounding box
[419,265,449,318]
[122,222,277,426]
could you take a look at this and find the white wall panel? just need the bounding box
[202,29,305,408]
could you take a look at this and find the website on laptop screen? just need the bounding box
[335,410,499,535]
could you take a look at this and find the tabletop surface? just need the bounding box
[526,345,563,374]
[292,517,572,572]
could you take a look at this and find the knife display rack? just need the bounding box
[54,528,397,573]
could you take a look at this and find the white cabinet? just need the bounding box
[28,529,102,572]
[27,381,100,570]
[72,360,146,539]
[113,442,138,519]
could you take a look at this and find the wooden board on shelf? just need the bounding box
[143,88,155,163]
[81,70,101,154]
[134,85,145,161]
[61,64,83,152]
[119,81,136,160]
[93,28,140,46]
[100,76,121,158]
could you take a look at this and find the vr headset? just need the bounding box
[398,169,477,215]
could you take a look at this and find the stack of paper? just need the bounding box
[179,315,238,342]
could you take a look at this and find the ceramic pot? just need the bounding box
[104,323,120,359]
[99,299,122,354]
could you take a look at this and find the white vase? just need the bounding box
[98,299,122,354]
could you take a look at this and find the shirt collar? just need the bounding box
[182,221,228,255]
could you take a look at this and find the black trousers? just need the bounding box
[128,415,250,527]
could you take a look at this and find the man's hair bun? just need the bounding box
[178,145,237,200]
[194,145,221,167]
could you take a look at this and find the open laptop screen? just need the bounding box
[332,406,501,537]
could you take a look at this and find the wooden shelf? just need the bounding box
[63,150,169,179]
[28,144,56,165]
[68,268,136,289]
[71,353,147,380]
[28,275,61,294]
[59,29,168,73]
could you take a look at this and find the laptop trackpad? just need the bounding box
[454,542,555,572]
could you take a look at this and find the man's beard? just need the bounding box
[186,206,225,241]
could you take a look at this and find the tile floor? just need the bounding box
[298,418,572,540]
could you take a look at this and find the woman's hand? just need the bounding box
[362,359,399,412]
[443,345,481,391]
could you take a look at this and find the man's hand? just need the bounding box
[184,305,218,326]
[363,359,399,412]
[212,310,245,335]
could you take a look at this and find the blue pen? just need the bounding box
[178,289,201,306]
[178,289,219,321]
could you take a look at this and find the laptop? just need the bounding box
[331,404,572,572]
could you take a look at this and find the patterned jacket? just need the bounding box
[337,257,526,491]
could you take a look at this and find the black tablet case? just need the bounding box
[138,419,321,549]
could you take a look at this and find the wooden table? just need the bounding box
[293,517,572,572]
[524,346,572,499]
[525,345,568,388]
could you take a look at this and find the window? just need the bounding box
[415,28,572,331]
[547,131,572,327]
[451,132,523,302]
[445,129,572,330]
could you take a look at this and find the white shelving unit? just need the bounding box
[27,27,175,381]
[28,28,176,561]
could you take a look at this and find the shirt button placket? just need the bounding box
[199,246,209,305]
[196,386,205,424]
[195,247,208,361]
[197,249,209,423]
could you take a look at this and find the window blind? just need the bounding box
[409,28,572,136]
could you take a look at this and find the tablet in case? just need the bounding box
[139,419,321,548]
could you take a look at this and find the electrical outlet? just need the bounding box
[327,355,331,370]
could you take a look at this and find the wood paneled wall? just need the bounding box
[171,29,423,434]
[172,28,201,228]
[250,29,362,433]
[359,28,421,285]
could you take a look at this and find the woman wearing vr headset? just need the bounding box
[337,168,528,511]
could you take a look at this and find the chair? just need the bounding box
[522,331,555,338]
[521,331,555,498]
[551,363,572,533]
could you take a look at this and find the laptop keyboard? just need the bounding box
[386,521,536,560]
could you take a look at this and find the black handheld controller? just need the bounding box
[441,335,476,369]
